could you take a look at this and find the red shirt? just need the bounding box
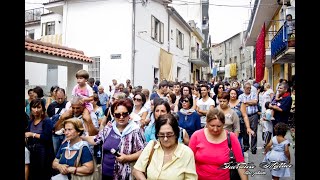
[189,129,244,180]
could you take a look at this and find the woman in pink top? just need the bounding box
[189,108,248,180]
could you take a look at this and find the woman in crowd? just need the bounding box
[145,99,189,144]
[212,83,225,106]
[189,108,248,180]
[92,93,105,127]
[52,118,94,179]
[82,98,146,180]
[25,88,35,117]
[25,98,54,180]
[132,113,197,180]
[228,88,254,152]
[165,91,176,112]
[45,85,59,109]
[131,92,148,128]
[217,91,240,137]
[177,94,201,138]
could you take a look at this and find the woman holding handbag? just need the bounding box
[132,113,197,180]
[52,118,95,180]
[189,108,248,180]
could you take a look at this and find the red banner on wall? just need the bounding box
[255,23,266,83]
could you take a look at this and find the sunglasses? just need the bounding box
[114,112,130,118]
[182,99,189,103]
[218,86,223,89]
[133,98,142,102]
[157,132,175,139]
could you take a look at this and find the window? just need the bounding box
[88,56,100,81]
[151,15,164,43]
[176,29,184,50]
[42,21,55,36]
[25,29,35,39]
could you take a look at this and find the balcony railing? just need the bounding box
[271,20,295,59]
[25,7,44,23]
[190,50,209,67]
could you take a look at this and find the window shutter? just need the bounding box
[151,16,155,39]
[182,33,184,50]
[160,22,164,43]
[176,29,179,47]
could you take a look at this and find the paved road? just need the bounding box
[243,123,295,180]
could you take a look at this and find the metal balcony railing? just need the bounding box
[200,50,210,65]
[271,20,295,59]
[25,7,44,23]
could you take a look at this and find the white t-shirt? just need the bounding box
[131,106,148,126]
[196,97,216,124]
[25,147,30,164]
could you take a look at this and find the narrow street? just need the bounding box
[244,123,295,180]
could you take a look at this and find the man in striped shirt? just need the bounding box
[238,82,259,154]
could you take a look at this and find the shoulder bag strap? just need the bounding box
[227,132,236,162]
[146,140,157,170]
[74,145,84,167]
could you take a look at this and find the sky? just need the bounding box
[25,0,253,44]
[209,0,253,43]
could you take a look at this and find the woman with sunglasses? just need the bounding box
[133,113,197,180]
[82,98,146,180]
[144,99,189,144]
[177,94,201,138]
[131,92,148,128]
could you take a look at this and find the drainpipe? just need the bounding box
[168,9,171,53]
[132,0,136,86]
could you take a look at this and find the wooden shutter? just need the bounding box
[160,22,164,43]
[151,16,155,39]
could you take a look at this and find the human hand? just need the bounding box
[25,132,33,138]
[67,166,77,174]
[58,164,69,174]
[115,153,127,163]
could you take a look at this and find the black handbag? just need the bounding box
[227,132,241,180]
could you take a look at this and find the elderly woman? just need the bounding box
[177,94,201,138]
[217,91,240,137]
[189,108,248,180]
[228,88,254,152]
[25,98,54,180]
[144,98,189,144]
[133,113,197,180]
[82,98,146,180]
[52,118,94,179]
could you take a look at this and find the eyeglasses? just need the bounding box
[133,98,142,102]
[182,99,189,103]
[114,112,130,118]
[157,132,175,139]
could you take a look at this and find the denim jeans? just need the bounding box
[52,134,65,154]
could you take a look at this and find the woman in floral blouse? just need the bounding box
[82,98,146,180]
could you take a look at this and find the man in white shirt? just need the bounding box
[196,84,216,128]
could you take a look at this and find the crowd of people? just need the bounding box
[24,69,295,180]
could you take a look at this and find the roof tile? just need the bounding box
[25,38,93,63]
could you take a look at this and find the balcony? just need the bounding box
[44,0,64,15]
[40,34,63,45]
[244,0,279,46]
[190,50,209,67]
[271,22,295,64]
[25,7,44,23]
